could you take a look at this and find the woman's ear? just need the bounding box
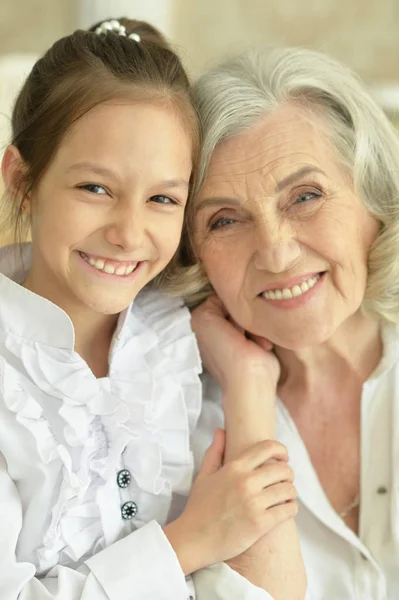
[1,145,30,212]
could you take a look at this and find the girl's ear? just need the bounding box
[2,145,30,213]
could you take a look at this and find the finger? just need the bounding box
[197,428,226,477]
[250,461,294,490]
[238,440,289,470]
[261,481,297,509]
[258,500,299,536]
[227,315,246,336]
[193,294,229,322]
[247,333,274,352]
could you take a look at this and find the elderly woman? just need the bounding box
[173,47,399,599]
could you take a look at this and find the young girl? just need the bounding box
[0,18,297,600]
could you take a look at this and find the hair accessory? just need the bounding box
[95,19,141,42]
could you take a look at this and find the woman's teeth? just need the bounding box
[262,274,321,300]
[80,252,137,276]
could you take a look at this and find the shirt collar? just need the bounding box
[369,320,399,380]
[0,243,132,350]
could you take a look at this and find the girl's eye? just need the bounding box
[150,195,177,205]
[209,216,236,231]
[80,184,108,195]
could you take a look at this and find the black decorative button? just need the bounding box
[121,500,138,520]
[377,486,388,495]
[117,469,131,488]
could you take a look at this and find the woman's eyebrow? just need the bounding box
[196,197,241,212]
[275,166,326,192]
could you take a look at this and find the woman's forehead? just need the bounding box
[206,105,334,178]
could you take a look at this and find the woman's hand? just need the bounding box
[191,294,280,390]
[164,429,297,575]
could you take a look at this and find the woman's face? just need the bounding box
[194,104,380,349]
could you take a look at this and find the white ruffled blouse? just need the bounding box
[0,243,203,599]
[0,244,287,600]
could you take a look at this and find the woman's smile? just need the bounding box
[260,272,325,309]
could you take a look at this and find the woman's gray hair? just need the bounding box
[162,47,399,322]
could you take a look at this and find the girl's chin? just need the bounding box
[76,294,136,316]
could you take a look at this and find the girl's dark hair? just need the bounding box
[5,17,200,248]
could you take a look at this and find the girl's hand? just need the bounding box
[164,429,297,575]
[191,294,280,389]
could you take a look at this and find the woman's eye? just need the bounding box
[150,195,176,205]
[80,184,107,195]
[209,217,236,231]
[294,190,320,204]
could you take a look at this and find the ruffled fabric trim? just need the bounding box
[0,286,202,573]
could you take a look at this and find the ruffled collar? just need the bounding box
[0,243,203,573]
[0,243,131,350]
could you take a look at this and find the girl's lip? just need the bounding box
[260,271,325,293]
[79,250,139,269]
[77,250,144,280]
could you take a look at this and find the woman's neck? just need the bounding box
[276,310,382,397]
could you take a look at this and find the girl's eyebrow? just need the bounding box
[66,162,118,180]
[66,163,189,190]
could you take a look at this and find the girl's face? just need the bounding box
[12,100,193,316]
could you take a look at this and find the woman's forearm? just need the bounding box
[222,368,307,600]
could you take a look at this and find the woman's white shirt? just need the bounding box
[0,245,274,600]
[194,324,399,600]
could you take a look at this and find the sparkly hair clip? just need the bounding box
[94,19,141,43]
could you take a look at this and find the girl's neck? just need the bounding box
[70,308,118,378]
[23,270,118,378]
[276,310,382,397]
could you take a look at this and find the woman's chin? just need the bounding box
[267,323,338,351]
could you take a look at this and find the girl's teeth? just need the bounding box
[80,252,137,277]
[103,263,116,274]
[262,274,321,301]
[115,265,127,276]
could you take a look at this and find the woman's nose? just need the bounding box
[253,215,301,273]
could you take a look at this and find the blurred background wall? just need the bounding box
[2,0,399,79]
[1,0,399,243]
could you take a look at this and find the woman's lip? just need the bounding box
[259,272,325,309]
[260,271,325,293]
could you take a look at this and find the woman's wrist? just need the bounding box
[222,370,277,458]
